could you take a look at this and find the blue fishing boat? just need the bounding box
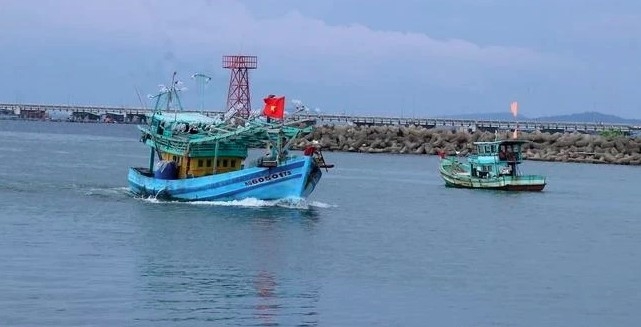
[128,75,332,201]
[439,140,546,191]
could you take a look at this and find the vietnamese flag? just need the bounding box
[263,95,285,119]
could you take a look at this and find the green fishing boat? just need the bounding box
[439,139,546,191]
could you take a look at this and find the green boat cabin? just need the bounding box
[469,140,527,178]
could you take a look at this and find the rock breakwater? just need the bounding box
[295,124,641,165]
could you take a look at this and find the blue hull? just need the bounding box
[128,156,322,201]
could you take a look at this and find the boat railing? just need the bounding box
[257,157,279,167]
[152,136,189,153]
[514,174,546,182]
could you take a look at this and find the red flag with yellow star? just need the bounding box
[262,95,285,119]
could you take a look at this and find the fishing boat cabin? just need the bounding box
[142,112,251,179]
[468,140,527,179]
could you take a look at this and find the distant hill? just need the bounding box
[440,111,641,124]
[534,112,641,124]
[438,112,529,120]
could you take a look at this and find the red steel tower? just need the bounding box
[223,55,257,119]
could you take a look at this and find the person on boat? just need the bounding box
[506,147,515,161]
[499,147,507,160]
[304,141,320,156]
[304,145,318,156]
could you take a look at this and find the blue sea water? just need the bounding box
[1,120,640,326]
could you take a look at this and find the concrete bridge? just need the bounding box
[0,102,191,123]
[1,102,639,134]
[290,113,640,134]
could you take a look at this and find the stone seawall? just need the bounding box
[294,124,641,165]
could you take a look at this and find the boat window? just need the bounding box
[172,155,177,162]
[198,159,203,168]
[223,159,228,167]
[217,159,221,167]
[231,159,236,167]
[206,159,212,167]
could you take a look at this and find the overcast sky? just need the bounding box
[1,0,640,118]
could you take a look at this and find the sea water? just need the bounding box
[1,120,640,326]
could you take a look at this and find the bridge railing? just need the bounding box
[2,102,639,133]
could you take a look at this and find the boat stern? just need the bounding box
[128,167,171,198]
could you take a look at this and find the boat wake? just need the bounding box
[138,196,335,210]
[84,186,131,198]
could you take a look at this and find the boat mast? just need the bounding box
[168,72,177,122]
[145,81,169,169]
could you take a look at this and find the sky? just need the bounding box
[1,0,640,118]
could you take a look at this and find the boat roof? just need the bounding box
[139,116,314,153]
[187,120,311,145]
[151,112,219,124]
[140,84,316,150]
[473,140,529,146]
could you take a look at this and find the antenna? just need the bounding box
[159,72,186,122]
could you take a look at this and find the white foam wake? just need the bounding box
[138,196,336,209]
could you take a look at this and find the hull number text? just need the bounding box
[245,170,292,186]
